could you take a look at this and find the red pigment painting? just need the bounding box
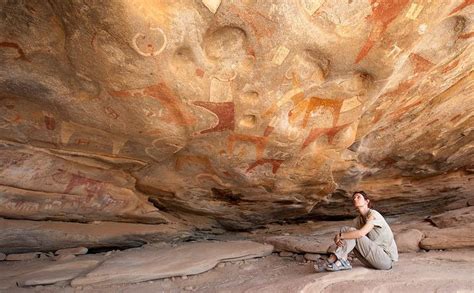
[246,158,284,174]
[44,115,55,130]
[0,41,30,62]
[409,53,434,74]
[109,83,195,126]
[355,0,410,63]
[289,97,343,128]
[459,32,474,39]
[193,101,235,134]
[441,59,460,74]
[302,124,351,149]
[227,133,269,160]
[449,0,474,15]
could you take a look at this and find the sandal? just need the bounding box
[324,258,352,272]
[313,258,330,273]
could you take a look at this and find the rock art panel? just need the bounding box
[0,145,167,224]
[0,0,472,228]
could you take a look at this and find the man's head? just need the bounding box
[352,191,372,209]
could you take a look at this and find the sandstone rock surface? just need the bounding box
[265,235,333,254]
[0,0,472,228]
[420,223,474,250]
[16,260,99,287]
[426,206,474,228]
[0,218,193,254]
[394,229,424,253]
[5,252,43,261]
[71,241,273,286]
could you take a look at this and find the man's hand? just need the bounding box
[334,233,344,247]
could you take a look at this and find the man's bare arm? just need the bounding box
[340,221,374,240]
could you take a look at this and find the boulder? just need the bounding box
[420,224,474,250]
[279,251,293,257]
[294,254,305,262]
[395,229,424,253]
[264,235,332,254]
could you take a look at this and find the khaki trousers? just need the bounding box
[331,226,393,270]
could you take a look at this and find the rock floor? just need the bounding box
[2,248,473,293]
[1,213,473,292]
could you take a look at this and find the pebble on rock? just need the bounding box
[294,254,305,262]
[279,251,293,257]
[55,247,88,256]
[304,253,321,261]
[6,252,42,261]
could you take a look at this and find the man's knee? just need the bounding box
[340,226,356,233]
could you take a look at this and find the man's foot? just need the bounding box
[324,258,352,272]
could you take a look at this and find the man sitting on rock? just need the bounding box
[316,191,398,272]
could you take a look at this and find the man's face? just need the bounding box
[352,193,367,208]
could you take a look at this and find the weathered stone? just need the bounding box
[395,229,424,253]
[265,235,332,254]
[15,260,100,287]
[426,207,474,229]
[53,254,76,262]
[0,144,168,224]
[55,247,88,256]
[303,253,321,261]
[6,252,42,261]
[294,254,305,262]
[71,241,273,286]
[420,224,474,250]
[279,251,293,257]
[0,218,193,254]
[0,253,6,261]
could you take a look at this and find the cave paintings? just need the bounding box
[355,0,410,63]
[131,26,167,57]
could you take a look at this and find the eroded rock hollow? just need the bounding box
[1,0,473,240]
